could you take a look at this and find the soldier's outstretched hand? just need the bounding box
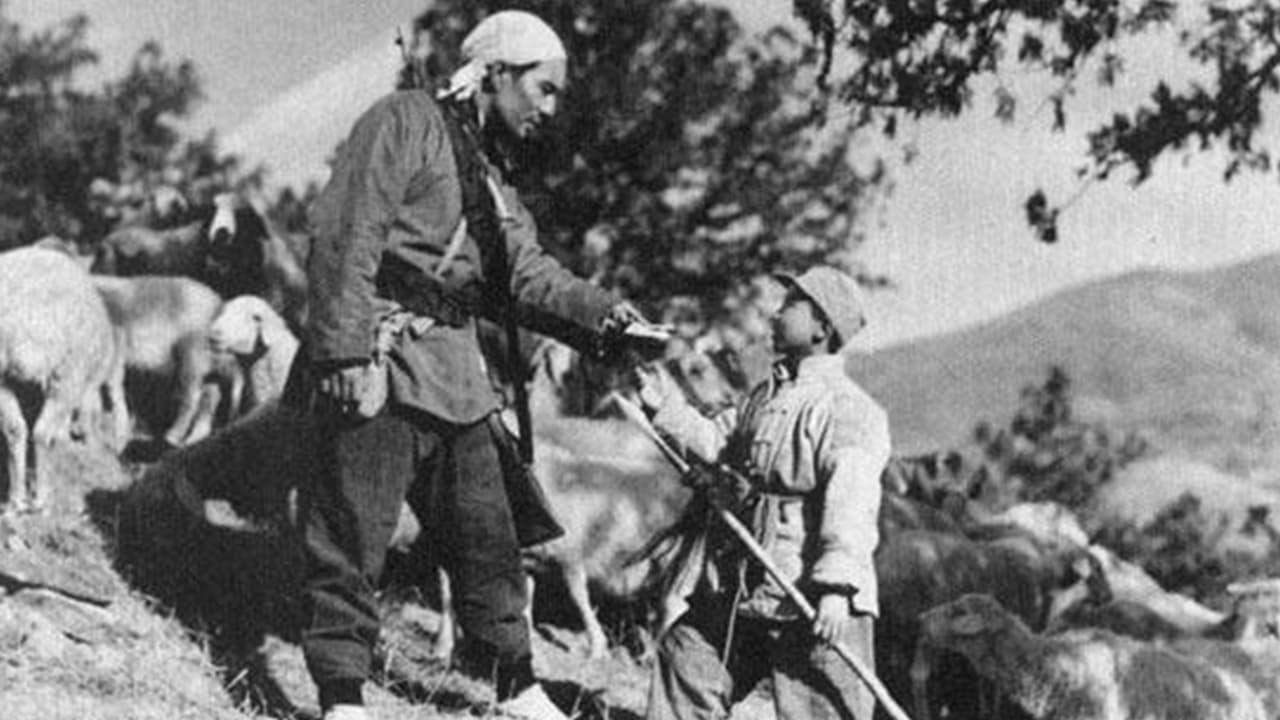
[600,300,646,335]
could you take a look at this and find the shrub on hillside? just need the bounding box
[972,366,1149,511]
[962,367,1280,607]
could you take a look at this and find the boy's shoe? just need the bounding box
[322,704,369,720]
[498,683,569,720]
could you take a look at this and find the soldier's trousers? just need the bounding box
[299,406,531,697]
[647,599,876,720]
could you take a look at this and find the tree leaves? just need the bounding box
[1024,189,1058,244]
[0,9,239,248]
[792,0,836,87]
[413,1,889,311]
[793,0,1280,243]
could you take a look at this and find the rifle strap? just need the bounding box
[438,99,536,464]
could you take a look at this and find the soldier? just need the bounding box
[637,267,890,720]
[293,11,645,720]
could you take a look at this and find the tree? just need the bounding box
[973,366,1148,510]
[791,0,1280,242]
[405,0,891,312]
[0,9,244,249]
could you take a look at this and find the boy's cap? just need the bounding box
[774,266,865,346]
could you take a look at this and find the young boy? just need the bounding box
[637,266,890,720]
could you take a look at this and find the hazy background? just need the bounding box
[10,0,1280,351]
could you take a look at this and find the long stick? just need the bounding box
[611,392,913,720]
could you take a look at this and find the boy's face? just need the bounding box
[770,289,828,355]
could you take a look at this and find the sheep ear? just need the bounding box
[1074,553,1104,583]
[1064,553,1091,581]
[254,315,268,349]
[950,613,989,636]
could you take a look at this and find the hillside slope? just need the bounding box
[850,253,1280,474]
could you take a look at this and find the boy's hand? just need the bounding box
[635,362,677,412]
[812,593,850,643]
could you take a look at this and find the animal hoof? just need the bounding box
[430,644,454,662]
[3,498,33,518]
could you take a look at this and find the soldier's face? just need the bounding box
[490,59,566,139]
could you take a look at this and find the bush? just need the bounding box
[971,366,1148,511]
[967,368,1280,605]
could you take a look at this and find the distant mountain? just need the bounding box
[848,253,1280,474]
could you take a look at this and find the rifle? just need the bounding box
[396,26,427,91]
[611,393,914,720]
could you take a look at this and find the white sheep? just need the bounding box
[920,593,1275,720]
[1081,576,1280,643]
[1222,579,1280,645]
[91,274,225,447]
[0,247,123,512]
[1051,574,1280,652]
[524,427,685,658]
[952,502,1230,648]
[208,295,299,417]
[1085,545,1226,635]
[169,321,687,661]
[973,501,1092,550]
[415,418,687,662]
[160,399,685,663]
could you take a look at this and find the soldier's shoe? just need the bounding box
[497,683,569,720]
[322,704,369,720]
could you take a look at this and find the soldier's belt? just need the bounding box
[374,252,487,327]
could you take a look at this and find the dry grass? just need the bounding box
[0,443,261,719]
[0,438,693,720]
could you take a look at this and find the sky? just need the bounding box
[9,1,1280,351]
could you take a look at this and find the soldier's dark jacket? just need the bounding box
[306,89,618,423]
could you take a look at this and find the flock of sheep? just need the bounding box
[0,191,694,666]
[5,191,1280,720]
[873,458,1280,720]
[0,191,302,513]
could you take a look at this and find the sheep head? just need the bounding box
[920,593,1020,657]
[1224,578,1280,643]
[210,295,278,358]
[208,192,238,250]
[1047,547,1113,625]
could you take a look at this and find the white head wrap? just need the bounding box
[438,10,567,100]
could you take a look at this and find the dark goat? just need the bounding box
[920,594,1277,720]
[94,191,308,333]
[874,529,1109,720]
[93,221,207,278]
